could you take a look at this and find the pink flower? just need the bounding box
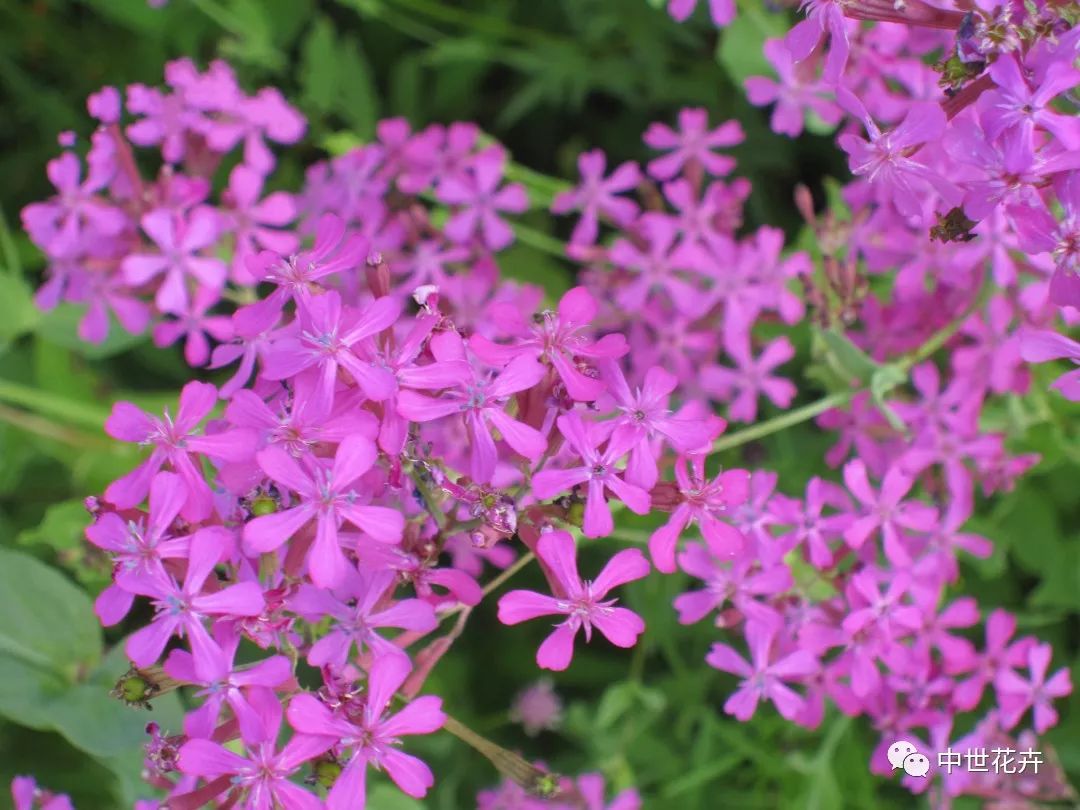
[643,108,744,180]
[177,687,330,810]
[223,163,298,284]
[243,435,405,588]
[287,654,446,808]
[551,149,641,245]
[667,0,735,27]
[260,290,400,412]
[977,53,1080,149]
[121,529,265,667]
[436,145,528,250]
[122,207,227,314]
[288,567,437,669]
[497,530,649,670]
[707,619,818,721]
[152,285,233,366]
[11,777,73,810]
[233,213,366,336]
[164,622,292,739]
[745,38,841,138]
[702,332,796,423]
[20,151,124,259]
[86,471,191,625]
[599,362,716,489]
[532,411,651,538]
[649,454,750,573]
[841,459,938,566]
[104,380,257,521]
[836,89,956,219]
[995,643,1072,733]
[470,286,629,401]
[396,332,547,483]
[1019,329,1080,400]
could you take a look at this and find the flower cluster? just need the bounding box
[17,0,1080,798]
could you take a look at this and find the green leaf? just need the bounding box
[818,328,879,384]
[300,17,341,113]
[0,547,101,674]
[37,304,147,359]
[0,273,39,353]
[339,35,381,137]
[715,3,786,86]
[17,499,89,552]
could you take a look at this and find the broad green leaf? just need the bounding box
[339,35,381,137]
[300,17,340,114]
[715,3,786,86]
[0,273,39,353]
[0,547,101,674]
[17,499,89,552]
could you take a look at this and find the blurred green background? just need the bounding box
[1,1,1079,808]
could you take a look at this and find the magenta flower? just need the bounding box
[745,38,841,138]
[121,529,265,667]
[836,89,957,219]
[436,145,528,250]
[953,609,1030,711]
[177,687,330,810]
[707,619,818,721]
[260,290,400,411]
[11,777,73,810]
[1014,172,1080,308]
[497,530,649,670]
[702,332,796,423]
[978,53,1080,149]
[643,108,744,180]
[599,362,716,489]
[609,213,710,316]
[287,654,446,808]
[288,567,437,669]
[784,0,850,82]
[86,471,191,625]
[551,149,641,245]
[243,435,405,588]
[104,380,257,521]
[20,151,124,259]
[667,0,734,27]
[152,284,233,367]
[122,207,227,314]
[769,476,852,569]
[532,411,651,538]
[649,454,750,573]
[164,622,292,739]
[995,643,1072,734]
[396,333,547,483]
[233,212,366,335]
[1019,329,1080,400]
[674,545,792,626]
[469,286,629,401]
[841,459,937,566]
[224,375,378,459]
[223,163,298,284]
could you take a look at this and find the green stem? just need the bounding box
[512,222,567,258]
[711,390,852,454]
[0,379,110,432]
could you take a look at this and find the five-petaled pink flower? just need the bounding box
[706,619,819,721]
[497,530,650,670]
[532,412,651,538]
[287,654,446,808]
[243,435,405,588]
